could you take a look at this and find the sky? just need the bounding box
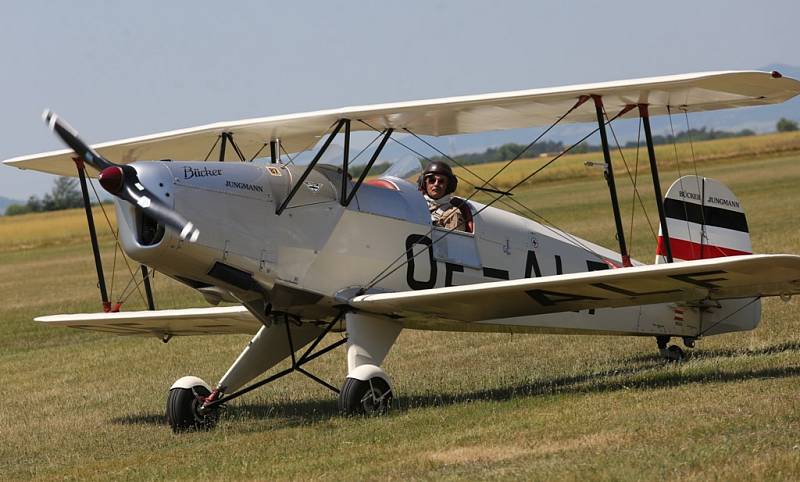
[1,0,799,200]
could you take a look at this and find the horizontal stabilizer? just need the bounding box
[36,306,259,337]
[351,255,800,323]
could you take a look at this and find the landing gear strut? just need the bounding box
[166,310,402,431]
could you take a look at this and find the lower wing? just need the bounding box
[351,254,800,323]
[35,306,259,336]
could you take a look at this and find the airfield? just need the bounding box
[1,131,799,480]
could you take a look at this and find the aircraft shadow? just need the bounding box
[111,340,800,428]
[623,339,800,363]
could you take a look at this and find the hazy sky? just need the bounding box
[2,0,798,199]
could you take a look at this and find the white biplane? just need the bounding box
[6,70,800,432]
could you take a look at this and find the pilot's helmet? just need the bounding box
[418,161,458,195]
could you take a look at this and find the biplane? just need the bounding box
[5,70,800,432]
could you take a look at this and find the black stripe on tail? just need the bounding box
[664,198,749,233]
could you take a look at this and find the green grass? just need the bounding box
[1,137,800,480]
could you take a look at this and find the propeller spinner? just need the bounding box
[43,110,199,242]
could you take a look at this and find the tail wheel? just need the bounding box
[660,344,686,362]
[339,377,393,416]
[166,385,218,432]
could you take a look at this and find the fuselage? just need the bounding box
[115,160,756,337]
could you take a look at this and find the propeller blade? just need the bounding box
[42,109,113,172]
[42,111,200,242]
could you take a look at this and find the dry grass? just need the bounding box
[1,135,800,480]
[0,204,117,252]
[452,130,800,195]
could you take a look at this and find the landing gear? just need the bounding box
[163,311,401,430]
[341,313,402,416]
[339,376,393,416]
[656,335,686,362]
[166,380,219,432]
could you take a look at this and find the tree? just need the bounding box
[777,118,799,132]
[46,177,83,210]
[25,195,42,212]
[4,203,31,216]
[5,176,84,216]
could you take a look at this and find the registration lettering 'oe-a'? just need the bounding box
[403,234,729,307]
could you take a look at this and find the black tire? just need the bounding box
[166,385,218,432]
[666,344,685,362]
[339,377,393,416]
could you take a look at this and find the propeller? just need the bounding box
[43,110,199,242]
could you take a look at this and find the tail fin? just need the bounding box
[657,175,760,335]
[656,175,752,264]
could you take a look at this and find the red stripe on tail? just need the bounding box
[657,237,751,261]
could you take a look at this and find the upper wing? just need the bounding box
[350,255,800,323]
[6,71,800,177]
[35,306,259,337]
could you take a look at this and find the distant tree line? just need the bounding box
[5,177,84,216]
[413,119,797,169]
[427,140,566,166]
[350,162,391,178]
[621,126,755,148]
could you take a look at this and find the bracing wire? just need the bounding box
[628,117,644,246]
[86,172,147,306]
[410,96,588,196]
[682,108,708,230]
[699,297,761,337]
[248,143,269,162]
[668,106,697,248]
[279,120,340,167]
[363,114,621,291]
[401,128,609,260]
[119,267,157,305]
[279,142,297,165]
[603,109,657,243]
[109,233,118,301]
[347,128,386,165]
[357,107,603,291]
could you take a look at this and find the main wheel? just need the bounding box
[339,377,393,416]
[166,384,218,432]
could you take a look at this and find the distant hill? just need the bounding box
[0,196,23,215]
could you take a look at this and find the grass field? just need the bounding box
[1,133,800,480]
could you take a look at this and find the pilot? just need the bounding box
[419,161,466,231]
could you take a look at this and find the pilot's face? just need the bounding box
[424,174,449,200]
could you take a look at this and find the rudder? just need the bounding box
[656,175,752,263]
[657,175,760,335]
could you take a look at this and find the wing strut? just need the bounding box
[141,265,156,310]
[269,139,280,164]
[73,157,157,312]
[218,132,247,162]
[74,157,111,311]
[592,96,631,266]
[639,104,673,263]
[276,119,346,215]
[343,128,393,207]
